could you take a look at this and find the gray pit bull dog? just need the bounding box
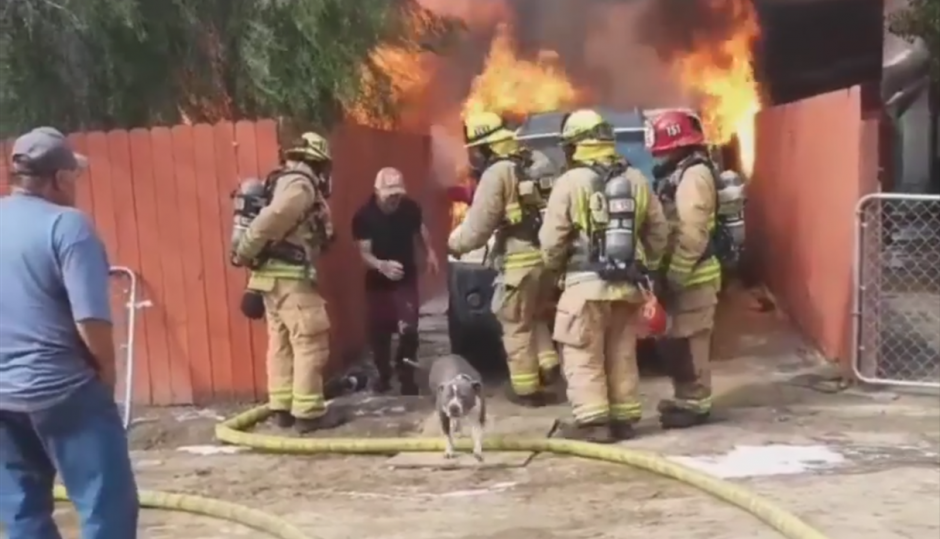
[421,354,487,462]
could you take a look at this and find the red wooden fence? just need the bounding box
[0,121,444,405]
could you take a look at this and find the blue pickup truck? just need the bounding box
[446,107,719,374]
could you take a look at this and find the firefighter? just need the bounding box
[646,110,722,429]
[540,109,669,442]
[448,111,560,406]
[232,131,340,433]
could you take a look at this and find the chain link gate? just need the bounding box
[852,193,940,388]
[109,266,151,428]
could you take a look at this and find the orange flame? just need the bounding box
[462,23,582,119]
[674,0,761,176]
[347,45,435,130]
[450,24,582,229]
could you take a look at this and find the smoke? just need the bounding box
[415,0,755,185]
[416,0,760,112]
[635,0,757,68]
[507,0,689,108]
[416,0,700,112]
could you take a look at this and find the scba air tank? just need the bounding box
[715,170,746,264]
[602,174,636,267]
[230,178,267,263]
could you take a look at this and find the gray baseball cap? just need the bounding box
[11,127,87,176]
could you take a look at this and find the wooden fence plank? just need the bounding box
[172,125,214,402]
[68,133,94,214]
[234,119,263,400]
[107,130,152,405]
[0,140,10,194]
[213,122,253,399]
[150,127,194,404]
[85,132,119,255]
[128,128,173,405]
[193,123,234,400]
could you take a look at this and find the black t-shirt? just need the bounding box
[352,196,423,289]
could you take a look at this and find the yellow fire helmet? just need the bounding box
[560,109,614,145]
[464,111,515,148]
[283,131,331,162]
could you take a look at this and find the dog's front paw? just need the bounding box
[443,450,457,460]
[472,452,484,463]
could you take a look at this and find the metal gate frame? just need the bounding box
[109,266,151,428]
[852,192,940,389]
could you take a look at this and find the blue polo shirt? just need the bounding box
[0,193,112,412]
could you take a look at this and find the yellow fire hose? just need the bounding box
[53,405,831,539]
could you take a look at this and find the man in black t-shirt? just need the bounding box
[352,167,439,394]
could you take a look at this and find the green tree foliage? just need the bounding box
[888,0,940,80]
[0,0,462,136]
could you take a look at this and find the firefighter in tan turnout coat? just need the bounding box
[647,110,722,429]
[539,109,670,442]
[232,132,340,433]
[448,111,560,406]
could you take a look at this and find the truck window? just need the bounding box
[616,131,657,184]
[524,132,658,185]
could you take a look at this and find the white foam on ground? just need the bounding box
[669,444,847,479]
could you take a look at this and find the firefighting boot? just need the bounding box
[556,420,615,444]
[657,400,710,430]
[294,411,346,434]
[609,421,638,441]
[540,365,561,387]
[505,387,556,408]
[271,410,294,429]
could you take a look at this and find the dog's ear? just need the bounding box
[436,383,446,396]
[471,380,482,394]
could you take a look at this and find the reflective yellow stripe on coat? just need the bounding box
[501,201,543,270]
[250,260,315,281]
[667,213,721,288]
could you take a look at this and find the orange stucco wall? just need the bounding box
[747,86,880,362]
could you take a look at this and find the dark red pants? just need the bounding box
[365,280,420,382]
[366,281,419,334]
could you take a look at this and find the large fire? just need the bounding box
[350,0,762,231]
[347,45,435,130]
[451,23,582,228]
[463,23,582,118]
[674,0,762,176]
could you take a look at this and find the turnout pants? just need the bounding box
[261,278,331,419]
[0,379,139,539]
[661,281,719,412]
[553,292,643,424]
[493,266,559,396]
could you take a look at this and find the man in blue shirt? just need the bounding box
[0,127,139,538]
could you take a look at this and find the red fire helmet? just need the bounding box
[646,110,706,156]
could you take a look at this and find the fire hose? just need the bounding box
[53,405,831,539]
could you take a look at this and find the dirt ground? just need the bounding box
[53,290,940,539]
